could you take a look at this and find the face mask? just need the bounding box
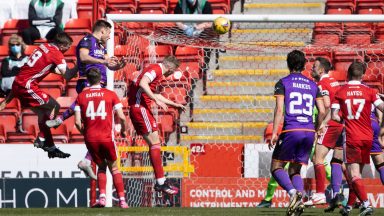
[10,45,21,55]
[187,0,195,4]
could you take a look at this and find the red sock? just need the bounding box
[111,167,125,198]
[352,177,368,202]
[344,170,358,206]
[149,144,164,179]
[97,170,107,195]
[314,164,326,193]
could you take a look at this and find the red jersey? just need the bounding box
[332,81,383,142]
[318,74,342,127]
[128,64,165,109]
[75,86,122,142]
[14,43,66,87]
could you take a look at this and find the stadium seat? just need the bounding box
[0,98,20,136]
[374,23,384,42]
[209,0,230,14]
[333,50,364,73]
[157,112,175,133]
[168,0,178,13]
[313,22,343,45]
[343,22,373,45]
[160,85,188,105]
[356,0,384,14]
[121,22,154,35]
[70,125,85,143]
[137,0,168,14]
[64,46,77,63]
[0,45,9,62]
[107,0,136,14]
[39,73,65,98]
[0,124,6,143]
[64,18,92,45]
[175,46,203,61]
[326,0,355,14]
[328,70,347,82]
[25,45,39,56]
[51,124,69,144]
[179,62,201,80]
[1,19,29,45]
[77,0,93,18]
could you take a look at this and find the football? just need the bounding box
[213,16,230,34]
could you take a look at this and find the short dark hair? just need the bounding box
[163,55,181,68]
[287,50,307,72]
[93,20,112,32]
[53,32,73,46]
[315,57,332,73]
[347,61,366,80]
[86,68,101,85]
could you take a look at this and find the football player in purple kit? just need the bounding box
[269,50,325,216]
[45,20,128,179]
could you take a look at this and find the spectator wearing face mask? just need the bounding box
[22,0,64,45]
[1,34,28,95]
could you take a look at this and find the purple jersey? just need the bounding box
[274,73,322,131]
[370,106,382,154]
[76,34,107,83]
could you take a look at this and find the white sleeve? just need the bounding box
[74,105,81,112]
[57,59,67,71]
[144,70,157,82]
[113,103,123,111]
[374,99,384,107]
[331,103,340,109]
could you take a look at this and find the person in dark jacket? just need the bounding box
[1,34,28,95]
[22,0,64,45]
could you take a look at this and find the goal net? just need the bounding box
[105,14,384,208]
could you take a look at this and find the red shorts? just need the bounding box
[317,125,344,149]
[129,106,158,135]
[12,83,50,108]
[345,140,372,164]
[86,141,117,165]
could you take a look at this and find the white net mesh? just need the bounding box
[110,17,384,207]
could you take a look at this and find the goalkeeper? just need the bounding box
[258,107,331,208]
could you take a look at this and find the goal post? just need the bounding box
[102,14,384,207]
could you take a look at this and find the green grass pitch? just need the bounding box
[1,207,383,216]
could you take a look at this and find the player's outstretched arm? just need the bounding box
[154,94,186,112]
[269,96,284,150]
[139,76,168,111]
[0,92,14,111]
[74,110,84,134]
[107,57,128,71]
[115,108,127,138]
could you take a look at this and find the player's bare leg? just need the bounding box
[371,153,384,185]
[305,144,328,206]
[271,160,302,216]
[107,160,128,208]
[77,151,97,180]
[32,98,70,159]
[346,163,373,216]
[143,131,179,195]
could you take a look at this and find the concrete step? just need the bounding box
[217,55,287,69]
[211,69,288,82]
[206,81,274,95]
[185,122,267,136]
[180,135,264,144]
[194,95,275,109]
[243,2,325,14]
[192,108,273,122]
[230,28,313,43]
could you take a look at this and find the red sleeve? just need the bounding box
[51,50,67,70]
[318,80,330,97]
[331,90,341,109]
